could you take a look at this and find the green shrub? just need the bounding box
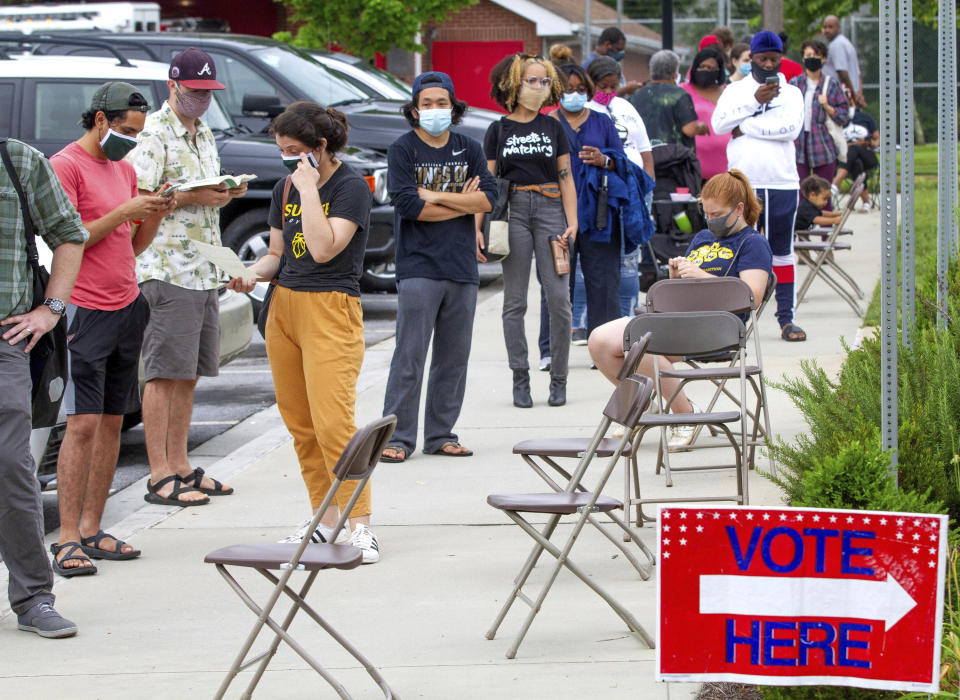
[762,685,897,699]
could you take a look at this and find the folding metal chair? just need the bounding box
[622,311,749,527]
[486,375,656,659]
[512,334,655,571]
[794,174,866,314]
[643,276,774,474]
[204,415,399,700]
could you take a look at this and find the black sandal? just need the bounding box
[180,467,234,496]
[144,474,210,507]
[781,323,807,342]
[80,530,141,561]
[50,542,97,577]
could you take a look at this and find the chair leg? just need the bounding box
[823,257,864,298]
[588,511,654,578]
[758,375,776,477]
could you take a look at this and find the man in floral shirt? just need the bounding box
[127,48,246,506]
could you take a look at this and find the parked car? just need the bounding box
[19,31,500,156]
[310,52,412,102]
[0,44,398,293]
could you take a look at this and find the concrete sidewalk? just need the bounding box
[0,210,882,699]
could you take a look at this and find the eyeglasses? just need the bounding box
[522,76,553,89]
[564,86,588,95]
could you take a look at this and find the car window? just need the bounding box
[33,80,157,140]
[204,50,282,116]
[325,61,411,101]
[0,83,14,134]
[248,46,368,107]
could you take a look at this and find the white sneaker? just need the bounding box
[539,356,552,372]
[856,200,871,213]
[279,518,350,545]
[668,401,700,448]
[350,524,380,564]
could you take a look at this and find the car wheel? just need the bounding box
[221,208,272,314]
[361,261,397,293]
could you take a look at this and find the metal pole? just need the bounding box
[879,0,898,476]
[617,0,623,31]
[936,0,956,325]
[661,0,673,51]
[583,0,592,63]
[899,0,915,349]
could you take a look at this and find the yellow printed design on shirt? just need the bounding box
[686,241,735,274]
[291,232,307,259]
[284,201,331,219]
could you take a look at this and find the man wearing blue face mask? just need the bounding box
[47,83,175,573]
[380,72,497,463]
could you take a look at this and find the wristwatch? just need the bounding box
[42,298,66,316]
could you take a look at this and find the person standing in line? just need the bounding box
[484,54,577,408]
[712,30,806,342]
[228,102,381,562]
[821,15,865,107]
[48,83,175,576]
[729,43,752,82]
[583,27,642,96]
[379,72,496,462]
[681,47,731,181]
[630,50,708,150]
[789,39,850,188]
[0,138,86,637]
[127,48,247,506]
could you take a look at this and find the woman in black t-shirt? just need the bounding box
[483,53,578,408]
[226,102,380,564]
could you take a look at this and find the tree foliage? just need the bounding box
[782,0,951,41]
[273,0,478,59]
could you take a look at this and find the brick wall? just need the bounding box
[425,0,541,67]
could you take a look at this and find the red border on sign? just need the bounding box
[656,505,947,693]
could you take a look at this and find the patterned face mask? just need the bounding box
[593,90,616,107]
[175,85,212,119]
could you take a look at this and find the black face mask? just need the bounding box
[803,57,823,72]
[692,69,721,87]
[751,60,781,83]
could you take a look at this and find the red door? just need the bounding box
[431,40,523,113]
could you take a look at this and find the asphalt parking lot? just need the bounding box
[41,273,503,532]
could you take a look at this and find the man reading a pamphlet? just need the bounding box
[127,48,247,506]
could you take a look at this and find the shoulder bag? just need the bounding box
[0,139,69,428]
[482,120,511,261]
[820,76,848,163]
[256,175,291,339]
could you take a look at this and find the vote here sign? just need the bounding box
[656,506,947,692]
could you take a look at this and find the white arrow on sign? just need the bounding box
[699,574,917,629]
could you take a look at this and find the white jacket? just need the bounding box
[712,74,804,189]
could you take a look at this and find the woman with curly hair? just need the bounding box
[481,53,577,407]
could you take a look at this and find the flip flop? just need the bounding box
[144,474,210,507]
[80,530,141,561]
[380,446,407,463]
[180,467,234,496]
[50,542,97,578]
[781,323,807,342]
[433,441,474,457]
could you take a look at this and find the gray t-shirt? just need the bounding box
[823,33,861,94]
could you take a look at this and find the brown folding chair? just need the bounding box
[204,415,399,700]
[486,375,656,659]
[622,311,749,527]
[794,173,866,314]
[511,334,656,571]
[643,276,774,474]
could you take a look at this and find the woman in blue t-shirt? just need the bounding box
[588,169,772,446]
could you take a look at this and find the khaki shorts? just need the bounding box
[140,280,219,381]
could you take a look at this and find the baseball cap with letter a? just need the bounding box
[169,47,225,90]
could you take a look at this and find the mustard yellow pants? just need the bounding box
[265,286,369,515]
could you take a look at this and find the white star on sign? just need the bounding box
[897,518,904,526]
[829,515,838,523]
[896,532,904,539]
[863,517,871,524]
[730,512,738,519]
[929,560,936,568]
[763,513,771,520]
[796,514,804,521]
[696,525,704,533]
[663,552,671,558]
[664,525,671,532]
[680,512,687,519]
[663,511,671,518]
[663,538,671,545]
[913,519,921,526]
[746,513,754,520]
[912,546,920,554]
[696,512,704,519]
[680,538,688,546]
[846,516,854,523]
[931,533,938,541]
[913,533,920,541]
[779,514,787,521]
[712,512,720,519]
[930,548,936,555]
[812,515,820,522]
[880,518,888,525]
[679,525,688,532]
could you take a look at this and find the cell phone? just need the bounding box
[765,76,780,86]
[159,188,176,197]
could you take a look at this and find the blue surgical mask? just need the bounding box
[608,50,625,62]
[560,91,588,112]
[418,108,452,137]
[738,62,752,76]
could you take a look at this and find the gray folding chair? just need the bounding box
[623,311,749,527]
[511,335,656,572]
[486,375,656,659]
[643,276,774,474]
[794,174,866,314]
[204,415,399,700]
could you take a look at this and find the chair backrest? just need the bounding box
[602,374,654,428]
[333,414,397,481]
[645,277,754,316]
[625,311,746,357]
[616,332,651,381]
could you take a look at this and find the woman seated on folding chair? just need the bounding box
[588,169,771,446]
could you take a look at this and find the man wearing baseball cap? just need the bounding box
[712,30,807,342]
[127,48,246,506]
[379,72,497,463]
[47,82,175,574]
